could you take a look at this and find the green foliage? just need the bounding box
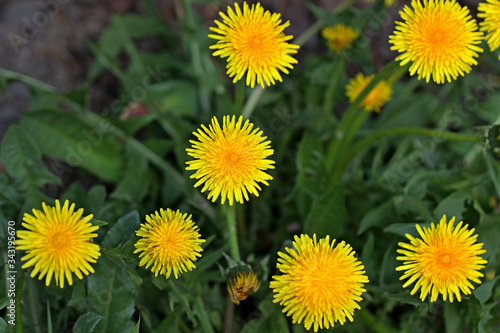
[0,1,499,332]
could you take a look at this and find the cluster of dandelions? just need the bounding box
[16,200,206,287]
[16,199,488,331]
[15,1,495,332]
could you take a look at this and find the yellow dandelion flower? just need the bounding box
[396,215,488,302]
[389,0,483,84]
[186,115,274,205]
[134,209,205,279]
[208,2,300,88]
[16,200,100,288]
[478,0,500,59]
[321,24,360,53]
[227,271,260,305]
[346,73,393,112]
[270,234,369,332]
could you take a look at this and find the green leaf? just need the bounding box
[444,302,463,333]
[473,276,500,306]
[110,144,149,204]
[67,280,87,311]
[127,318,141,333]
[384,222,432,238]
[102,211,141,248]
[20,109,124,182]
[151,81,198,117]
[0,298,8,310]
[384,292,427,307]
[73,312,103,333]
[477,92,500,123]
[304,185,347,238]
[103,251,143,288]
[293,131,327,216]
[86,185,107,215]
[434,189,472,222]
[358,198,395,235]
[88,255,136,333]
[90,218,109,228]
[0,125,60,188]
[193,296,215,333]
[269,304,290,333]
[487,124,500,159]
[486,154,500,198]
[183,241,226,286]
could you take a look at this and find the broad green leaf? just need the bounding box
[379,240,399,285]
[88,255,136,333]
[358,198,395,235]
[293,131,326,216]
[183,241,226,286]
[473,276,499,306]
[20,109,124,182]
[0,125,60,188]
[444,302,462,333]
[269,305,290,333]
[90,218,109,228]
[193,296,215,333]
[127,318,141,333]
[434,189,472,222]
[0,298,8,310]
[486,154,500,198]
[477,92,500,123]
[67,280,87,312]
[376,93,433,130]
[149,81,198,117]
[384,222,432,238]
[487,124,500,159]
[102,211,141,248]
[103,251,142,288]
[384,292,426,307]
[304,185,347,238]
[0,318,7,332]
[110,144,148,204]
[86,185,107,215]
[73,312,102,333]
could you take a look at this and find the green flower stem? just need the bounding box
[293,19,324,47]
[241,0,356,119]
[319,56,346,127]
[339,127,484,172]
[0,68,216,219]
[325,60,401,176]
[235,80,245,117]
[226,204,240,262]
[241,86,264,119]
[15,269,26,333]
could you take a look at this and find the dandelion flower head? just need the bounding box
[208,2,300,88]
[270,234,369,332]
[396,215,488,302]
[389,0,483,84]
[346,73,393,112]
[186,115,275,205]
[478,0,500,59]
[134,209,205,279]
[16,200,100,288]
[321,24,359,53]
[228,271,260,305]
